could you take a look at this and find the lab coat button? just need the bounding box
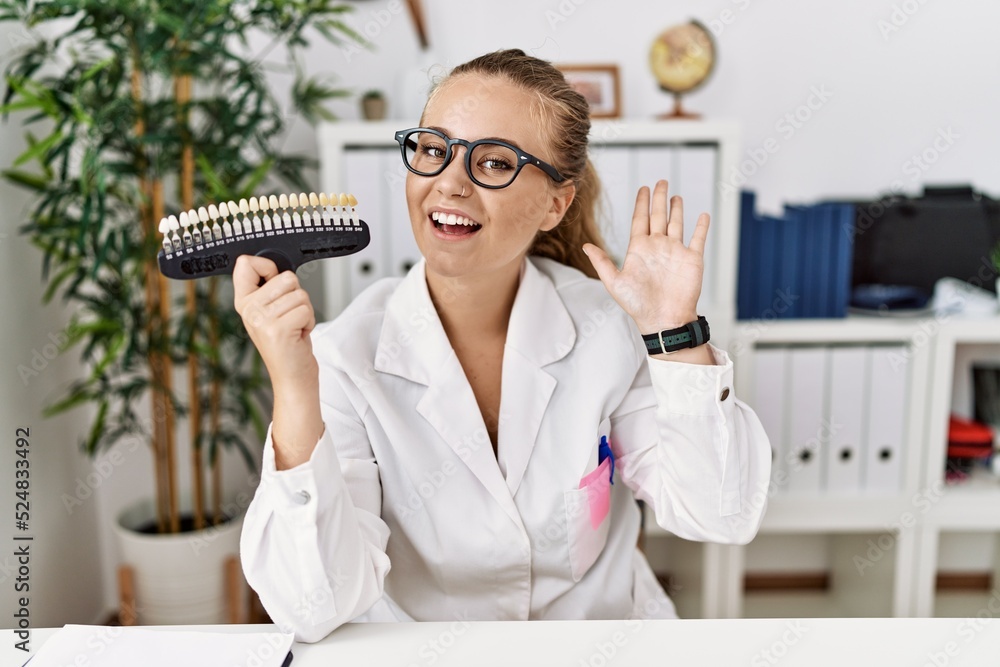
[720,387,730,401]
[293,490,311,505]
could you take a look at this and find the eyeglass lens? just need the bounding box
[404,131,519,187]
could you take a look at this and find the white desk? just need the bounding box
[6,618,1000,666]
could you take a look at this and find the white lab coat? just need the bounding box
[240,255,772,642]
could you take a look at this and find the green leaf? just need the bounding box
[13,129,63,167]
[2,168,49,191]
[83,398,109,456]
[43,389,93,418]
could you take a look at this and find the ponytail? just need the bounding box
[528,158,607,279]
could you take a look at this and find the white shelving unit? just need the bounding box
[912,321,1000,617]
[318,120,1000,620]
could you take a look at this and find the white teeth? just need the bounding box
[432,211,479,227]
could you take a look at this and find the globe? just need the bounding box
[649,20,716,118]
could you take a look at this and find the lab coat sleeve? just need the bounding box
[240,372,391,643]
[610,338,772,545]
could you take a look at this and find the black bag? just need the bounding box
[851,185,1000,296]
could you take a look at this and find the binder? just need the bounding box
[757,215,782,320]
[381,150,423,277]
[753,346,790,488]
[344,149,387,300]
[632,145,677,192]
[590,145,633,265]
[677,146,717,306]
[737,191,757,321]
[863,345,908,493]
[825,346,867,493]
[780,205,804,319]
[814,204,836,318]
[786,346,828,493]
[830,203,856,318]
[801,204,823,318]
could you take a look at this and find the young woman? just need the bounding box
[234,49,771,642]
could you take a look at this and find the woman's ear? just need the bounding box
[540,181,576,232]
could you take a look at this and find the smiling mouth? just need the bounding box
[430,211,482,236]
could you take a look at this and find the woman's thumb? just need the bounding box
[582,243,618,287]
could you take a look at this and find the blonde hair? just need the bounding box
[425,49,609,280]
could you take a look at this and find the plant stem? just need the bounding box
[209,277,223,525]
[131,40,169,536]
[153,180,180,534]
[176,70,206,532]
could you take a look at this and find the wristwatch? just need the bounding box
[641,316,710,356]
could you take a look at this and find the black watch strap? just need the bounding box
[641,316,710,355]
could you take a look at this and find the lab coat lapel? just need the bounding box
[374,260,523,527]
[498,258,576,496]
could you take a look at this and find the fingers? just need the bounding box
[649,180,669,236]
[582,243,619,287]
[283,303,317,339]
[688,212,711,255]
[630,186,651,238]
[233,255,280,312]
[666,195,683,240]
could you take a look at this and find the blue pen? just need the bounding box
[599,435,615,485]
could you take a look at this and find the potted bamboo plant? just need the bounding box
[0,0,364,624]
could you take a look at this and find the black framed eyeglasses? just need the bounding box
[394,127,567,190]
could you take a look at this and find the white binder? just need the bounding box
[380,150,423,277]
[825,346,867,494]
[344,149,387,301]
[589,145,633,266]
[752,347,789,489]
[632,145,677,197]
[786,346,827,494]
[863,345,909,493]
[676,146,717,306]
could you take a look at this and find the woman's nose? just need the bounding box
[435,145,473,196]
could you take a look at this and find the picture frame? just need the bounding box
[556,64,622,119]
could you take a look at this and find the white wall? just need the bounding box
[280,0,999,216]
[0,23,106,628]
[2,0,998,626]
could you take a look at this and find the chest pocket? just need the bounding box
[563,417,613,582]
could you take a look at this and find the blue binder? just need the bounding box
[737,191,757,320]
[781,205,805,319]
[830,203,856,317]
[758,214,782,319]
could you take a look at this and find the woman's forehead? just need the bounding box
[423,76,549,151]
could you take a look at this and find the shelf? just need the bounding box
[735,314,1000,345]
[939,317,1000,344]
[736,315,940,344]
[758,495,914,533]
[642,494,924,535]
[927,472,1000,528]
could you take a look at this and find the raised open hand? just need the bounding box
[583,180,709,334]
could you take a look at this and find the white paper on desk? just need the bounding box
[24,625,293,667]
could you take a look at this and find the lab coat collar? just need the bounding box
[373,256,576,385]
[374,256,577,513]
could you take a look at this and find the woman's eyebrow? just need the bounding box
[426,125,520,147]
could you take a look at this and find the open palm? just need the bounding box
[583,180,709,333]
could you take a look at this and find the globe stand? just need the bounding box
[657,90,701,120]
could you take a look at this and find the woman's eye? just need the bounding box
[420,144,446,159]
[480,156,513,171]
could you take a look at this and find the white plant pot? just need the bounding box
[113,498,245,625]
